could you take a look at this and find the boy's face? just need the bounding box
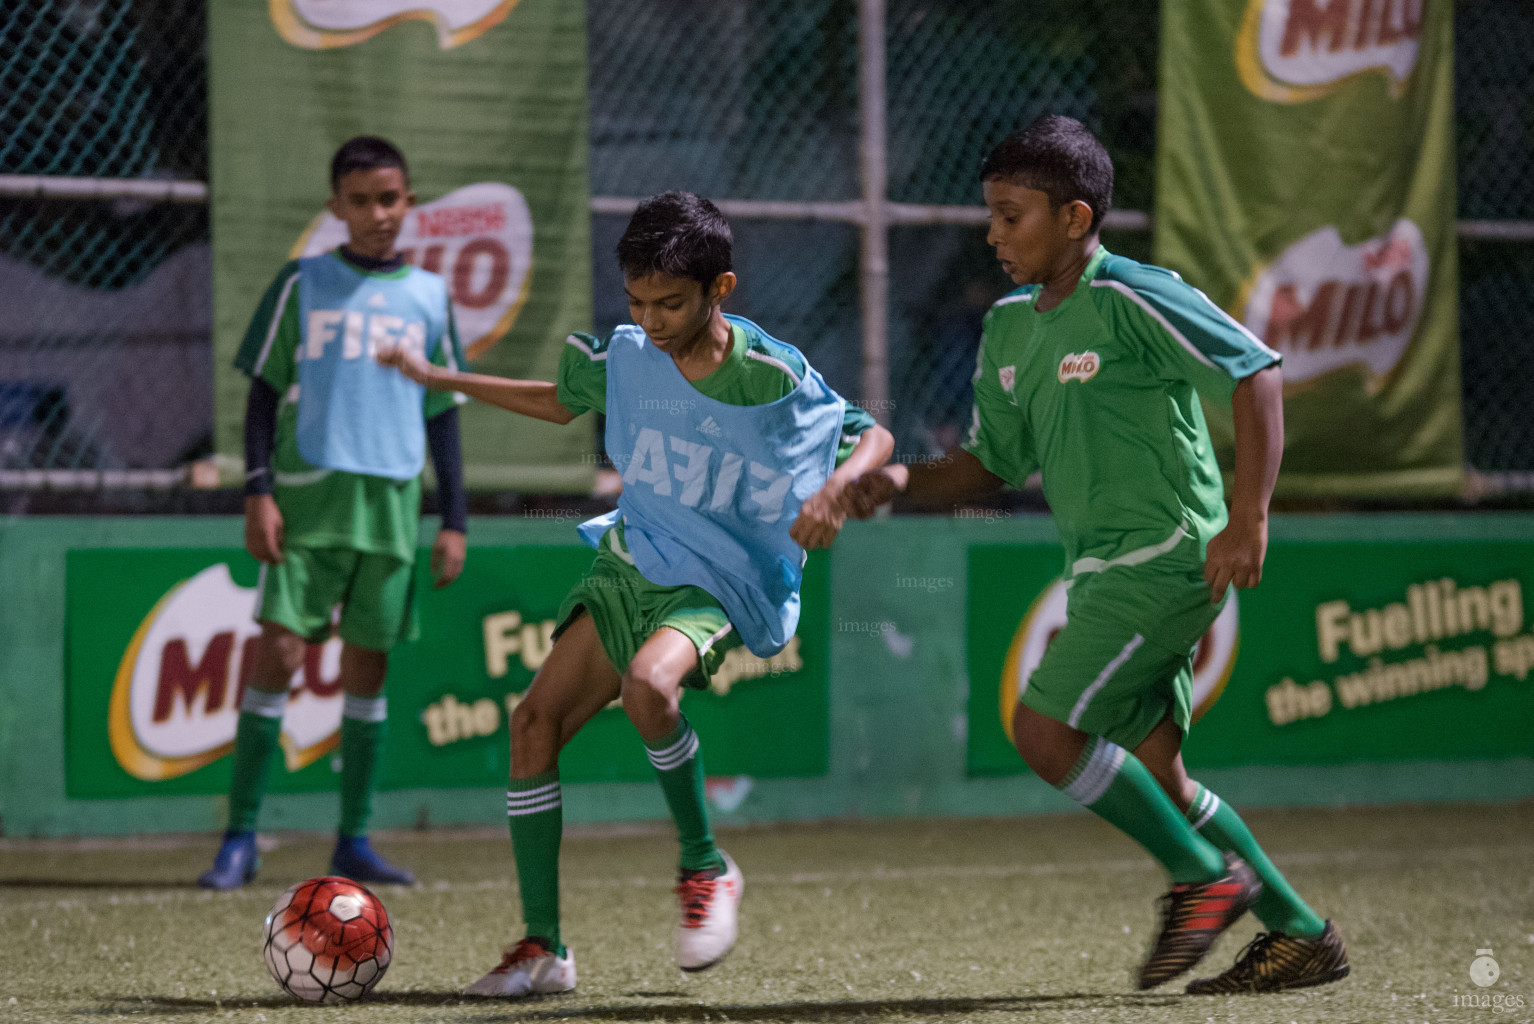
[624,271,734,353]
[327,166,415,260]
[982,178,1092,286]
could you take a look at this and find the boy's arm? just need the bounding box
[425,407,468,588]
[790,422,894,550]
[243,379,285,564]
[842,447,1004,518]
[1204,364,1283,602]
[378,346,576,425]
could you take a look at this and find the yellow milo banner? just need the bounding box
[1156,0,1463,496]
[210,0,593,491]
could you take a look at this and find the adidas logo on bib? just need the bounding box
[698,416,723,438]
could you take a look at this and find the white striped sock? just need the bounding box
[239,687,287,718]
[645,722,699,772]
[342,694,387,722]
[1060,736,1127,806]
[506,779,562,816]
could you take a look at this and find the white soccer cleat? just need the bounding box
[674,850,744,972]
[464,938,576,998]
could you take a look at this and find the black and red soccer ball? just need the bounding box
[262,876,393,1003]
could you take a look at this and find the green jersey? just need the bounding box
[963,246,1280,578]
[557,322,877,466]
[234,254,464,562]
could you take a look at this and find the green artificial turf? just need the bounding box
[1,803,1530,1023]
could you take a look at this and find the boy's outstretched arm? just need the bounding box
[1205,364,1283,602]
[790,424,894,550]
[842,447,1004,519]
[378,347,577,425]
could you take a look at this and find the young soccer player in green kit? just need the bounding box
[380,191,893,998]
[844,116,1349,995]
[198,136,469,891]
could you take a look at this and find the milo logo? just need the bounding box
[1243,219,1428,389]
[997,579,1239,742]
[1057,352,1101,384]
[296,182,534,360]
[1237,0,1423,102]
[108,564,343,781]
[271,0,517,50]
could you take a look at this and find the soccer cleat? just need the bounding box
[464,938,576,997]
[674,850,744,972]
[1137,853,1261,990]
[330,835,417,886]
[197,830,260,890]
[1185,920,1350,994]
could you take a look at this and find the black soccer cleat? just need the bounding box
[1185,919,1350,995]
[1137,853,1261,990]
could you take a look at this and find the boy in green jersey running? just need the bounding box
[845,116,1348,995]
[382,192,893,997]
[198,136,468,891]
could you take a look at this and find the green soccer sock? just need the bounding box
[644,718,725,874]
[338,695,388,837]
[1057,735,1226,884]
[226,688,287,833]
[507,770,565,954]
[1187,784,1327,937]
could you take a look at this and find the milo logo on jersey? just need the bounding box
[620,427,797,524]
[997,579,1240,742]
[1242,219,1428,390]
[1237,0,1422,103]
[271,0,517,50]
[108,565,343,782]
[296,182,534,360]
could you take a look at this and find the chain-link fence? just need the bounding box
[3,0,1531,495]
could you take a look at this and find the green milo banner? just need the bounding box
[968,537,1534,776]
[66,546,830,798]
[1156,0,1462,496]
[210,0,593,490]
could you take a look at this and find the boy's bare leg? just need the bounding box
[483,610,619,983]
[198,623,305,889]
[623,627,741,971]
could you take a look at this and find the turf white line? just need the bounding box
[3,842,1529,914]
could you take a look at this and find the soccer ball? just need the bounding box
[262,876,393,1003]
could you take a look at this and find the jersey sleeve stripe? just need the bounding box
[564,333,608,361]
[251,269,301,377]
[743,348,801,386]
[1188,283,1280,359]
[1090,279,1217,369]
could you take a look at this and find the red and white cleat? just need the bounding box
[674,850,744,972]
[464,937,576,998]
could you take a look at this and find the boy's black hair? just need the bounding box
[616,191,732,288]
[330,135,410,192]
[979,115,1113,233]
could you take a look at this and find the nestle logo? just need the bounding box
[1057,352,1101,383]
[415,204,507,239]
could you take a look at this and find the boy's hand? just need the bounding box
[1205,513,1267,603]
[376,346,435,387]
[244,495,285,564]
[841,466,904,519]
[791,483,846,550]
[431,528,466,588]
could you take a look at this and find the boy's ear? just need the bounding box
[707,272,738,306]
[405,188,418,209]
[1064,200,1095,241]
[325,194,341,218]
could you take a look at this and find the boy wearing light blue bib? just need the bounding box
[380,192,893,998]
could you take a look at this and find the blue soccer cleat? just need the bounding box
[197,830,260,890]
[330,835,417,886]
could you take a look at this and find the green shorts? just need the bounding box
[1020,561,1223,750]
[257,545,418,652]
[554,534,742,690]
